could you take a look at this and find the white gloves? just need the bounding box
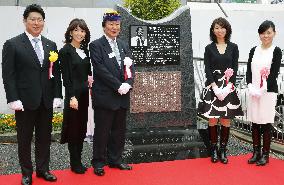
[118,83,132,95]
[8,100,24,111]
[248,84,262,98]
[212,86,224,101]
[212,84,233,101]
[8,99,62,111]
[53,98,63,109]
[221,83,232,100]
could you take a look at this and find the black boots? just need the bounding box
[248,146,261,164]
[210,143,219,163]
[68,143,87,174]
[209,125,230,164]
[256,152,269,166]
[209,125,218,163]
[248,123,271,166]
[219,126,229,164]
[248,123,261,164]
[256,124,271,166]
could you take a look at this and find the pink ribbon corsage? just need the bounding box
[48,51,58,79]
[224,68,234,90]
[260,67,270,88]
[123,57,133,80]
[224,68,234,84]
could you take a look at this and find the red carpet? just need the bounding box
[1,154,283,185]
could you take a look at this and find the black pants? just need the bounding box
[15,102,53,176]
[92,107,127,168]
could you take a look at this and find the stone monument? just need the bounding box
[117,5,208,163]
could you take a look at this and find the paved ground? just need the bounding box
[0,135,283,175]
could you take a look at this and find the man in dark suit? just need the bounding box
[2,4,62,185]
[131,26,147,46]
[89,10,135,176]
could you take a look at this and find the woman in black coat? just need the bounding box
[198,17,243,164]
[59,18,92,174]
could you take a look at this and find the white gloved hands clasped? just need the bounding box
[118,83,132,95]
[221,83,232,100]
[8,100,24,111]
[248,83,262,98]
[212,86,225,101]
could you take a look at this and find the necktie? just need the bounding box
[137,37,144,46]
[140,38,144,46]
[111,40,121,67]
[32,38,43,66]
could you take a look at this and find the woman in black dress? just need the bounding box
[59,18,92,174]
[198,17,243,164]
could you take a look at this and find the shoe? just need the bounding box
[219,143,228,164]
[71,166,86,174]
[36,171,57,182]
[248,146,261,164]
[94,168,105,176]
[109,163,132,170]
[81,164,88,172]
[210,143,218,163]
[21,176,32,185]
[256,153,269,166]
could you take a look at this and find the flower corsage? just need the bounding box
[260,67,270,88]
[123,57,133,80]
[48,51,58,79]
[224,68,234,90]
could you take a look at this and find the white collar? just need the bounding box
[104,34,117,43]
[25,31,42,42]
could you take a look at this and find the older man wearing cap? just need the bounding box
[89,10,135,176]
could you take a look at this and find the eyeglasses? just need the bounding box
[27,17,44,23]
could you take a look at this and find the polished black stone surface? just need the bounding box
[117,5,196,129]
[122,126,210,163]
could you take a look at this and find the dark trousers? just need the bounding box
[15,102,53,176]
[92,107,127,168]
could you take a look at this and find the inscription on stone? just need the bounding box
[130,71,181,113]
[130,25,180,66]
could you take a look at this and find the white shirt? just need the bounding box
[25,31,44,60]
[104,34,117,51]
[104,34,121,66]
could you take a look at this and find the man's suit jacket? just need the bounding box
[89,35,135,110]
[131,36,147,46]
[2,33,62,110]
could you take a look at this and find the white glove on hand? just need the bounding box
[8,100,24,111]
[118,83,132,95]
[212,86,224,101]
[53,98,63,109]
[248,84,261,98]
[221,84,232,100]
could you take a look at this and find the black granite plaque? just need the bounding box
[118,5,196,129]
[130,25,180,66]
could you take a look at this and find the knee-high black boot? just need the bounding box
[256,124,271,166]
[68,143,85,174]
[219,125,230,164]
[209,125,218,163]
[248,123,261,164]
